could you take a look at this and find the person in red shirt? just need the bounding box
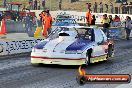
[86,9,92,26]
[113,15,120,22]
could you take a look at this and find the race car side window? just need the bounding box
[94,29,104,44]
[83,28,93,41]
[74,28,95,41]
[48,27,65,40]
[90,28,95,41]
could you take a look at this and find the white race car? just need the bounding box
[31,26,114,65]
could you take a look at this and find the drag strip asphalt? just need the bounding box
[0,40,132,88]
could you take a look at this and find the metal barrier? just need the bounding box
[109,27,126,40]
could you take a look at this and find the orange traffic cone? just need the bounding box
[0,19,6,34]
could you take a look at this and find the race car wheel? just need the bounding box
[86,49,92,65]
[107,44,114,58]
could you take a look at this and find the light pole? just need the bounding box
[50,0,51,11]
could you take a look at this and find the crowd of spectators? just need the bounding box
[28,0,45,10]
[86,1,132,14]
[99,14,131,40]
[86,8,132,40]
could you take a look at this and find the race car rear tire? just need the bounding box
[86,49,92,65]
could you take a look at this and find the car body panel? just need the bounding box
[31,26,114,65]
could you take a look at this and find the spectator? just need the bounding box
[34,0,38,10]
[24,14,33,32]
[130,2,132,14]
[93,2,97,13]
[38,1,41,10]
[86,3,91,11]
[59,1,62,10]
[113,15,121,27]
[101,14,110,37]
[113,15,120,22]
[126,4,130,14]
[3,0,6,8]
[86,9,92,26]
[105,4,108,13]
[29,0,33,9]
[125,16,132,40]
[33,16,38,27]
[91,15,96,25]
[108,15,113,27]
[42,0,45,10]
[130,6,132,14]
[122,5,126,14]
[110,3,114,14]
[99,2,103,13]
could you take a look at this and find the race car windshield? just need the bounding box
[48,27,94,41]
[48,27,68,40]
[73,28,94,40]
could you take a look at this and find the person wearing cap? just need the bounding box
[86,9,92,26]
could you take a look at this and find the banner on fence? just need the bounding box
[0,38,44,56]
[32,10,132,24]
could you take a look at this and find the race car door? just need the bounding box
[92,29,107,59]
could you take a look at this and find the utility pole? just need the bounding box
[50,0,51,10]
